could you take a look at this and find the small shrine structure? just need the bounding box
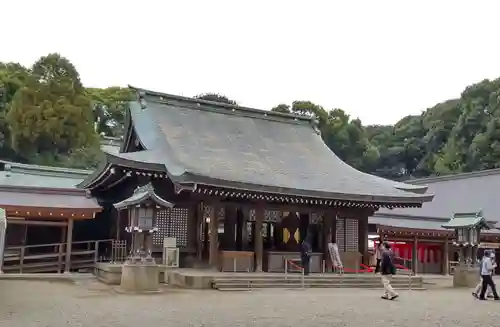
[114,183,173,263]
[113,183,173,292]
[442,211,491,287]
[442,211,491,266]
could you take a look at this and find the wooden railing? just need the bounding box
[2,239,124,273]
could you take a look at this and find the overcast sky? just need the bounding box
[2,1,500,125]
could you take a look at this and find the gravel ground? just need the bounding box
[1,279,500,327]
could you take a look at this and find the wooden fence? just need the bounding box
[2,239,127,273]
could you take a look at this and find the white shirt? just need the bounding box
[481,257,494,275]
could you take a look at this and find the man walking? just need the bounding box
[300,236,311,275]
[479,250,500,300]
[380,242,398,300]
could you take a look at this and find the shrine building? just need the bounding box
[76,87,433,273]
[369,169,500,275]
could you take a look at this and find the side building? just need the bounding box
[369,169,500,274]
[0,160,102,273]
[78,87,433,272]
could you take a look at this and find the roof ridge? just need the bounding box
[374,212,449,222]
[129,85,318,126]
[0,160,92,177]
[410,168,500,185]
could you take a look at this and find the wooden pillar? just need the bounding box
[443,236,449,275]
[358,215,368,265]
[64,219,74,273]
[58,227,66,273]
[187,204,198,254]
[412,235,418,275]
[208,205,219,267]
[235,208,243,251]
[254,204,264,272]
[197,203,205,261]
[322,212,332,269]
[116,211,121,241]
[224,206,237,250]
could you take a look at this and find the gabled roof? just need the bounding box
[378,168,500,223]
[370,212,500,235]
[0,160,90,189]
[442,211,491,229]
[80,87,434,206]
[0,160,101,218]
[114,183,173,210]
[369,213,451,232]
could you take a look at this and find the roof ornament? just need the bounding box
[113,182,174,210]
[138,91,147,110]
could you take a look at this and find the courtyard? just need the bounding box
[1,279,499,327]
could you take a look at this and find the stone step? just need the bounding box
[216,286,426,291]
[213,276,421,281]
[213,278,423,290]
[214,282,424,289]
[213,277,421,282]
[214,282,422,288]
[214,280,422,286]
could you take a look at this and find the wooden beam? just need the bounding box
[254,203,264,272]
[7,219,68,227]
[64,219,74,273]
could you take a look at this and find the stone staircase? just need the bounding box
[212,274,424,291]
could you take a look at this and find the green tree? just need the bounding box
[85,87,134,137]
[195,93,237,105]
[7,53,99,165]
[271,104,291,114]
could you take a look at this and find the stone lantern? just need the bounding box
[442,211,492,287]
[113,183,173,293]
[114,183,173,264]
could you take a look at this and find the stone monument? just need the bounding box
[114,183,173,293]
[442,211,491,287]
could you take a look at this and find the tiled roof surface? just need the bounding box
[111,88,432,204]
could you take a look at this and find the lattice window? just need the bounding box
[336,218,345,252]
[265,210,282,223]
[154,210,168,245]
[249,209,282,222]
[345,218,359,252]
[153,208,189,247]
[249,209,255,221]
[310,212,323,224]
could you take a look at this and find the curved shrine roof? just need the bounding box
[81,87,433,206]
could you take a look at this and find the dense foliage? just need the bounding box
[0,54,133,169]
[270,79,500,180]
[2,53,500,179]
